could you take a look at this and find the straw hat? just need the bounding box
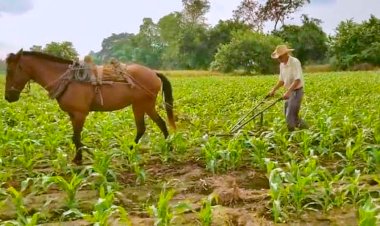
[271,45,294,59]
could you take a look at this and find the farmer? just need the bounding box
[268,45,307,131]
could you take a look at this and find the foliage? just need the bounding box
[182,0,210,25]
[329,15,380,69]
[273,14,328,65]
[233,0,310,31]
[30,41,79,61]
[260,0,310,30]
[211,30,283,74]
[233,0,263,32]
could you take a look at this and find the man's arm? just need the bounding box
[287,79,301,92]
[269,80,284,96]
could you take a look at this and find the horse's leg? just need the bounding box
[132,104,146,144]
[146,107,169,139]
[69,112,88,165]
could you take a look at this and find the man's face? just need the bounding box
[277,53,289,64]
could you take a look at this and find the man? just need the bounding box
[268,45,307,131]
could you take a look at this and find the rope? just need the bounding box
[95,86,104,106]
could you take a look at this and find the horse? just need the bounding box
[4,49,176,165]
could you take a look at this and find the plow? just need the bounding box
[213,95,283,137]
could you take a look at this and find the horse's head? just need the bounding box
[5,49,31,102]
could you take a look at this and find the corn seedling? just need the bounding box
[198,193,218,226]
[84,185,131,226]
[359,196,379,226]
[43,173,84,210]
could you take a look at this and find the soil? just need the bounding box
[0,160,371,225]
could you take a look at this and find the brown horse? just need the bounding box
[4,49,176,165]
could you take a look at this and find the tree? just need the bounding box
[260,0,310,31]
[273,14,328,64]
[211,30,283,74]
[329,15,380,69]
[43,41,78,60]
[93,32,136,63]
[177,24,210,69]
[206,20,251,65]
[28,42,78,61]
[182,0,210,25]
[233,0,263,32]
[157,12,184,69]
[233,0,310,31]
[133,18,163,68]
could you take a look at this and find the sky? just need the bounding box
[0,0,379,59]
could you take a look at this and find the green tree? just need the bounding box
[95,32,136,63]
[177,24,210,69]
[330,15,380,69]
[182,0,210,25]
[233,0,310,31]
[43,41,79,60]
[206,20,251,66]
[211,30,283,74]
[157,12,184,69]
[133,18,163,68]
[273,14,328,64]
[233,0,263,32]
[260,0,310,31]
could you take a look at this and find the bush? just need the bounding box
[211,30,283,74]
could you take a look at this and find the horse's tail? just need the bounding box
[156,72,176,130]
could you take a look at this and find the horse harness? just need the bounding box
[48,60,153,105]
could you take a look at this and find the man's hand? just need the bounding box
[283,91,291,100]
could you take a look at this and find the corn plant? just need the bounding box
[346,170,363,206]
[359,197,379,226]
[6,187,40,226]
[268,167,287,222]
[201,137,220,174]
[50,147,70,174]
[345,130,364,164]
[43,173,84,210]
[198,193,218,226]
[84,185,131,226]
[87,150,117,185]
[249,137,269,170]
[119,142,146,184]
[148,184,191,226]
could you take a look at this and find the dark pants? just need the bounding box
[284,88,305,131]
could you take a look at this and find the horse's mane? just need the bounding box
[23,51,74,64]
[6,51,74,65]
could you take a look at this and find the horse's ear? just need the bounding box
[13,49,23,61]
[16,48,24,55]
